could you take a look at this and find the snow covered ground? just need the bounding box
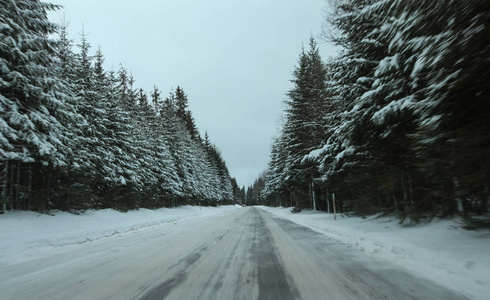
[258,206,490,300]
[0,205,240,265]
[1,205,488,299]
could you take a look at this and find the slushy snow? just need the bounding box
[0,205,488,299]
[0,205,240,264]
[258,206,490,300]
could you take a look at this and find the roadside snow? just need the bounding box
[258,206,490,300]
[0,205,241,264]
[1,205,487,299]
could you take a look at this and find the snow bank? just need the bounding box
[0,205,240,264]
[258,206,490,300]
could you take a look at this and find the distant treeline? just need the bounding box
[0,0,240,212]
[257,0,489,220]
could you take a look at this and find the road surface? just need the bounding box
[0,207,468,299]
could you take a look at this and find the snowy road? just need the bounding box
[1,207,469,300]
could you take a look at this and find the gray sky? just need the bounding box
[48,0,337,188]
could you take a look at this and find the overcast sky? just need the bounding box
[48,0,338,188]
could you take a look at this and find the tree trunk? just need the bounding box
[483,180,489,213]
[1,160,7,212]
[401,169,408,208]
[453,177,464,213]
[407,167,414,205]
[9,162,14,210]
[28,165,32,207]
[393,194,399,212]
[308,180,313,209]
[46,168,51,209]
[312,180,317,211]
[16,162,21,209]
[326,187,330,214]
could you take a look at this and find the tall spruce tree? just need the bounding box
[0,0,76,210]
[281,38,328,209]
[307,0,490,218]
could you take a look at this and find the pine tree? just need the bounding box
[150,85,161,112]
[262,133,290,207]
[0,0,76,210]
[386,0,490,215]
[1,1,236,212]
[311,0,394,214]
[49,21,98,210]
[174,86,200,141]
[204,141,233,203]
[230,177,240,204]
[313,0,490,218]
[281,38,328,209]
[175,86,188,121]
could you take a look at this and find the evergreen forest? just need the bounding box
[0,0,239,212]
[256,0,490,221]
[1,1,489,221]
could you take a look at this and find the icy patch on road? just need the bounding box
[0,205,241,264]
[258,206,490,300]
